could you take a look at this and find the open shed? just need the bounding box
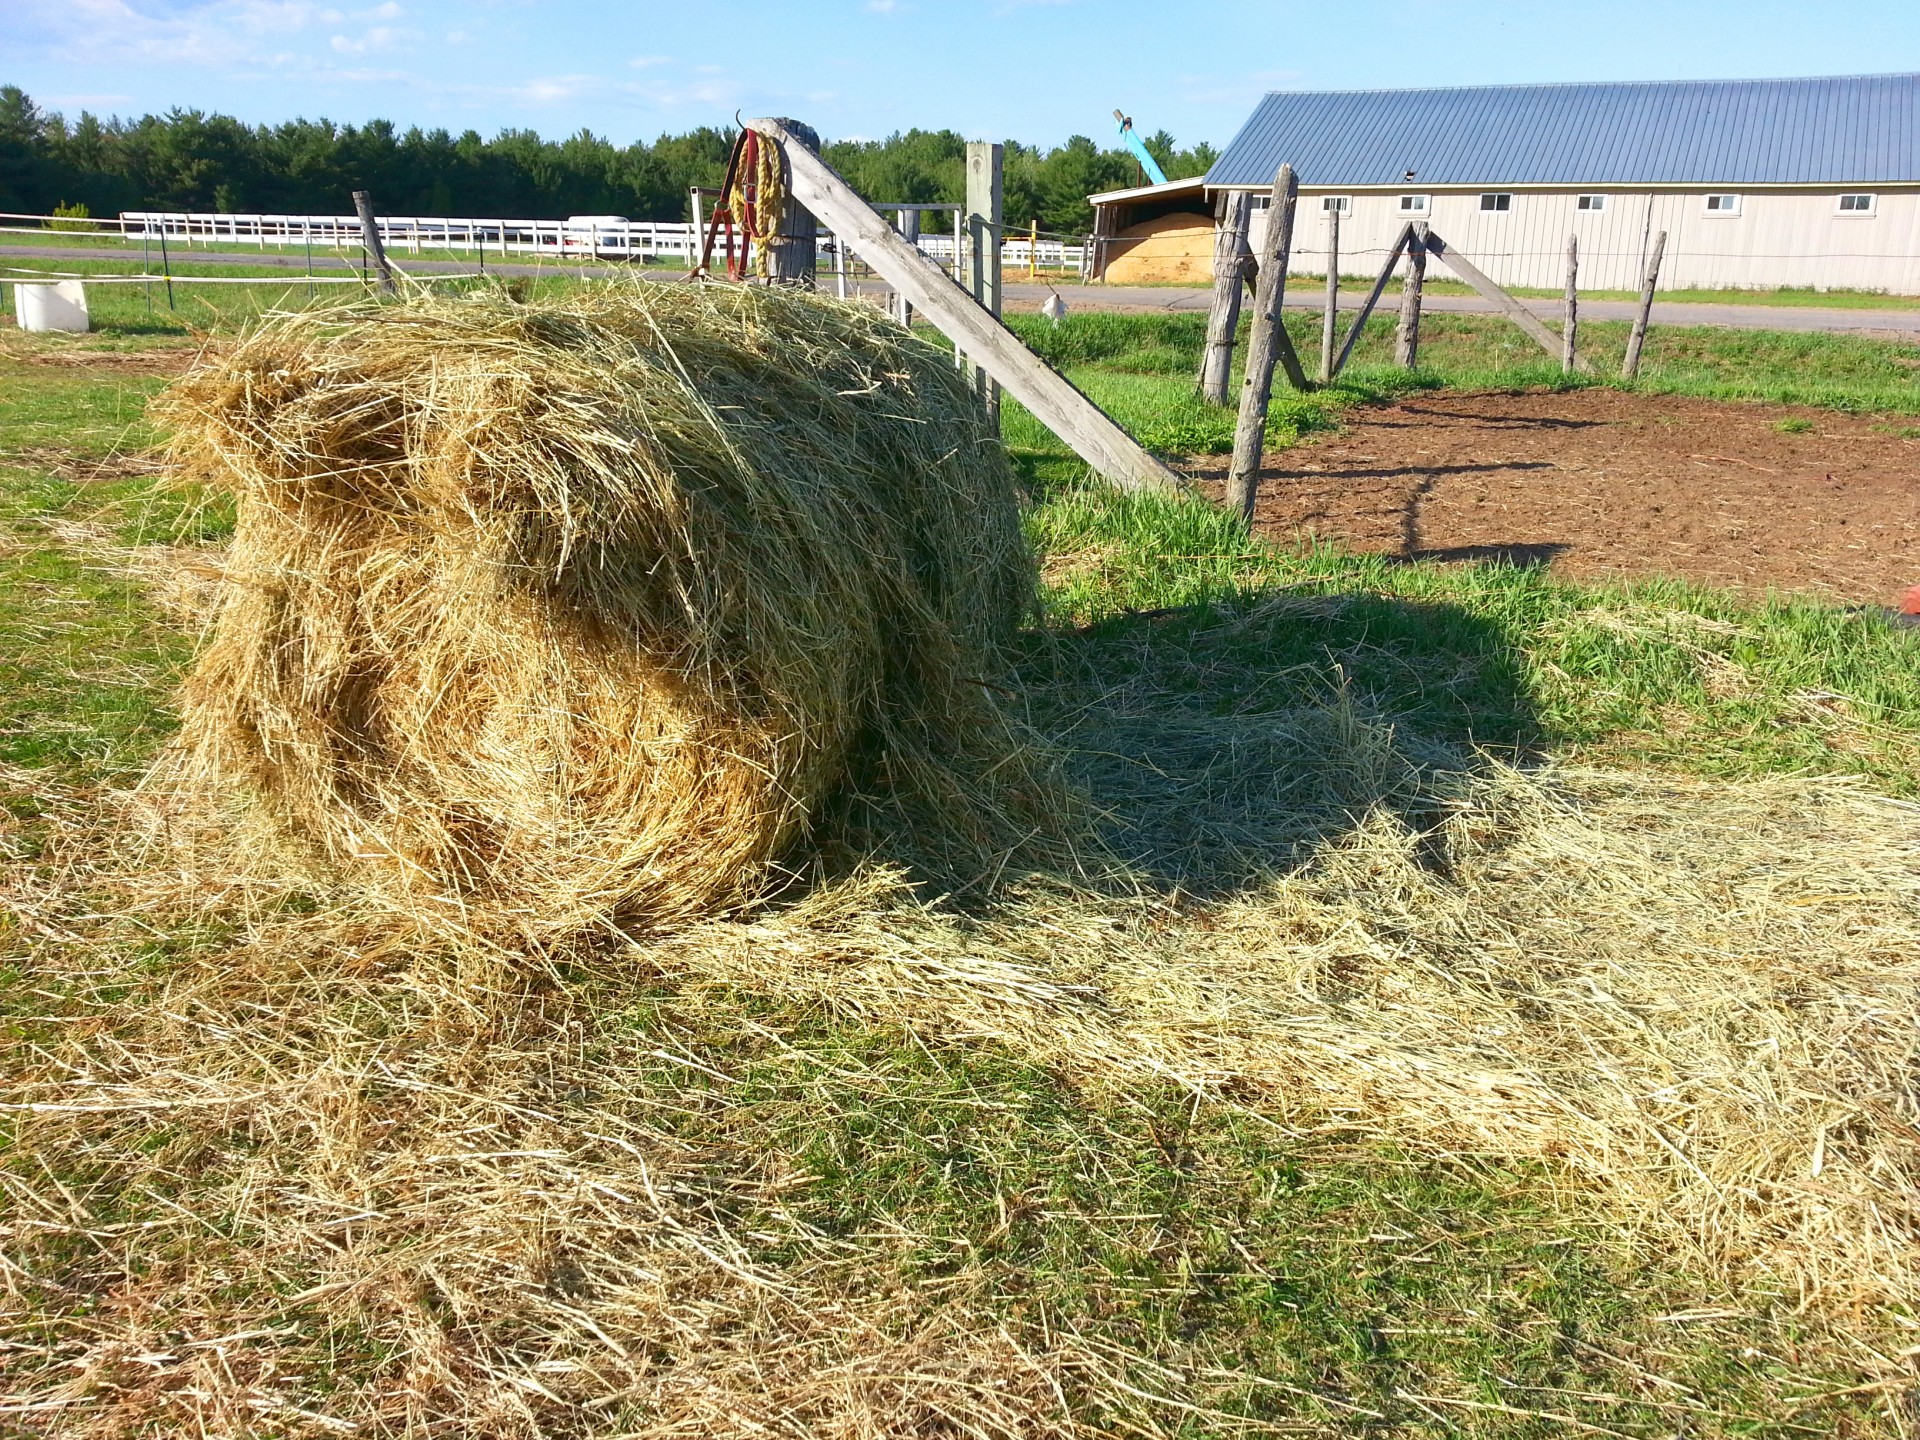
[1086,176,1214,284]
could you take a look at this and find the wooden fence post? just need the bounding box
[1318,205,1340,385]
[352,190,396,294]
[1395,222,1426,369]
[965,141,1004,422]
[765,118,820,287]
[1199,189,1253,405]
[1622,229,1666,380]
[1227,163,1303,522]
[894,208,921,325]
[1562,234,1579,374]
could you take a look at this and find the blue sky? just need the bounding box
[10,0,1920,150]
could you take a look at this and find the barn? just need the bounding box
[1090,74,1920,294]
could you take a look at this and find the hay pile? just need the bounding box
[654,660,1920,1335]
[152,283,1041,936]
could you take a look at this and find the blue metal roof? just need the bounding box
[1206,75,1920,188]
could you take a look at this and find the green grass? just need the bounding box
[1109,273,1920,309]
[2,302,1916,1435]
[1007,309,1920,417]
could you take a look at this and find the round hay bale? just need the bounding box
[154,283,1043,936]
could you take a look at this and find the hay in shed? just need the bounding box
[150,283,1048,938]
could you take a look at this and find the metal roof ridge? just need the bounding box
[1249,72,1920,100]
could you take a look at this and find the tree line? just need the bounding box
[0,86,1216,236]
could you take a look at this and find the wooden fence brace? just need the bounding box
[1395,222,1427,369]
[1422,230,1593,374]
[1562,234,1579,374]
[1329,221,1413,379]
[746,118,1179,494]
[352,190,396,294]
[1318,205,1340,385]
[1199,188,1254,405]
[1227,163,1305,521]
[1622,230,1667,380]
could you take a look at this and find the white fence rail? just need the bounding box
[107,211,1086,271]
[118,211,702,260]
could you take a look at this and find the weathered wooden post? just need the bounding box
[1200,189,1254,404]
[894,207,921,325]
[1227,163,1302,522]
[965,141,1004,421]
[1622,229,1667,380]
[1395,222,1427,369]
[1562,234,1580,374]
[1318,204,1340,385]
[765,118,820,287]
[352,189,396,294]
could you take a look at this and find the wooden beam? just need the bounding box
[1330,222,1412,379]
[352,190,395,294]
[894,208,920,326]
[1423,230,1594,374]
[1227,163,1300,521]
[1622,229,1667,380]
[1317,204,1339,386]
[1199,188,1253,405]
[1395,222,1426,369]
[764,119,820,286]
[964,142,1004,421]
[1562,233,1579,375]
[747,118,1181,495]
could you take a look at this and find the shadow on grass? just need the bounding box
[1007,579,1544,900]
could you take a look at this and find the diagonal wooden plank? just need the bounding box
[1331,222,1412,379]
[748,117,1182,494]
[1424,230,1595,374]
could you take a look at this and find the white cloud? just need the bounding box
[329,24,401,54]
[628,54,673,68]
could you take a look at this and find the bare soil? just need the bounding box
[1189,389,1920,606]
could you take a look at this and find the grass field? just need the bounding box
[3,285,1918,1436]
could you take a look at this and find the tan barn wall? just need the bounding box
[1242,187,1920,294]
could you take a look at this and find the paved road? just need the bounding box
[7,243,1918,339]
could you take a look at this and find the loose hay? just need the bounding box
[149,283,1044,937]
[653,710,1920,1337]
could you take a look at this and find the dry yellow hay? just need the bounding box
[149,283,1045,938]
[654,695,1920,1338]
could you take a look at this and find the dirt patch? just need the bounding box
[1187,389,1920,606]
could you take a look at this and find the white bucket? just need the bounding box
[13,281,91,333]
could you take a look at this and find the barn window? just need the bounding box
[1576,194,1607,211]
[1398,194,1429,213]
[1838,193,1876,214]
[1704,193,1742,215]
[1321,196,1351,213]
[1479,193,1512,212]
